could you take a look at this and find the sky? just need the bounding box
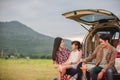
[0,0,120,41]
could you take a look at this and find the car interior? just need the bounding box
[86,27,120,57]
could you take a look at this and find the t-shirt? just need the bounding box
[68,50,80,62]
[82,76,87,80]
[55,48,70,64]
[99,49,108,67]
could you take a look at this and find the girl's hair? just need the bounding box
[52,37,63,61]
[76,62,90,80]
[71,41,82,51]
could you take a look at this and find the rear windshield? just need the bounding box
[79,14,115,22]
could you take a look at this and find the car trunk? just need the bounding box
[63,9,120,58]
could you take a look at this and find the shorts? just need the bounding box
[71,64,77,69]
[66,68,76,76]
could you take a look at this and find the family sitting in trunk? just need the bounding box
[52,34,117,80]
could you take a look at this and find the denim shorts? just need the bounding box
[71,64,77,69]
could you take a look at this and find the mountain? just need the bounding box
[0,21,71,57]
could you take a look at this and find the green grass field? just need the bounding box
[0,59,56,80]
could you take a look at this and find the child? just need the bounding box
[71,62,90,80]
[59,41,82,77]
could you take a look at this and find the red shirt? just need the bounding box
[55,48,70,64]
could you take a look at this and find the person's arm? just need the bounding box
[83,45,100,63]
[101,48,117,73]
[72,50,82,64]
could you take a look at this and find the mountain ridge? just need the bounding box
[0,21,71,58]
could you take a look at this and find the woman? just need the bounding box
[52,37,70,80]
[71,62,90,80]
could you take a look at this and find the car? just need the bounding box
[63,9,120,73]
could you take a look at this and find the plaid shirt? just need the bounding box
[55,48,70,64]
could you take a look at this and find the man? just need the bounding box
[83,34,117,80]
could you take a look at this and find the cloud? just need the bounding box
[0,0,120,41]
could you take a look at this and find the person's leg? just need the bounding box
[60,65,73,76]
[90,66,103,80]
[62,64,73,71]
[106,68,115,80]
[66,68,76,76]
[61,69,66,77]
[57,70,61,80]
[90,67,97,80]
[56,66,61,80]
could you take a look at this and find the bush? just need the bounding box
[29,54,52,59]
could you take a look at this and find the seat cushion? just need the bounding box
[117,52,120,58]
[115,58,120,73]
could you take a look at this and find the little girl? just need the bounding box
[59,41,82,77]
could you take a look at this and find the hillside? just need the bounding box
[0,21,71,58]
